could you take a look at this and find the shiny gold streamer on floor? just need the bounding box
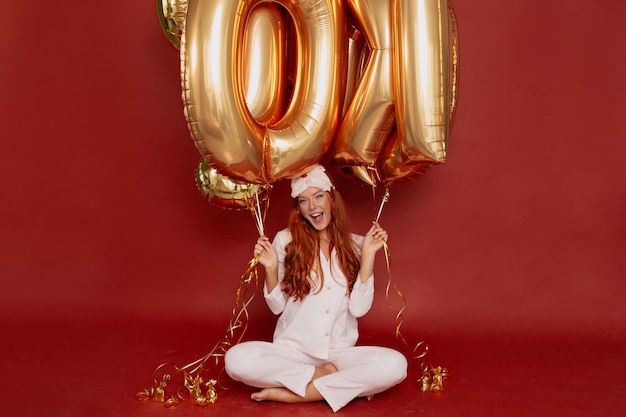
[136,191,270,407]
[375,187,448,392]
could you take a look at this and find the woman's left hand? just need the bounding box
[362,222,388,255]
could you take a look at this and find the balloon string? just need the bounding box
[376,190,422,355]
[137,190,270,406]
[366,165,379,203]
[381,242,428,360]
[375,188,390,222]
[376,189,448,392]
[245,188,270,237]
[253,192,264,236]
[182,190,268,372]
[177,255,259,376]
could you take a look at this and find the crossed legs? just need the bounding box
[224,342,407,412]
[251,362,338,403]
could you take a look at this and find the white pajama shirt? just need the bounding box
[225,229,407,412]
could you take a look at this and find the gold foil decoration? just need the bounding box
[184,374,218,406]
[153,381,166,402]
[135,373,172,402]
[418,365,448,392]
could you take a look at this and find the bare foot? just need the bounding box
[311,362,338,381]
[321,362,338,374]
[251,387,301,403]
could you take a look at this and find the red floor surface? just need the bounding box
[2,319,625,417]
[2,1,626,416]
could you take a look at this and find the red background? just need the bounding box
[1,1,625,416]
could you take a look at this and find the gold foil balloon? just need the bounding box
[391,0,452,163]
[331,0,459,187]
[182,0,346,185]
[332,0,396,170]
[378,1,459,187]
[195,159,269,210]
[156,0,188,49]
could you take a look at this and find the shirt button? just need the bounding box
[325,309,330,314]
[326,286,331,291]
[324,332,329,336]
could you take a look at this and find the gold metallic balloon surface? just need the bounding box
[330,0,459,187]
[332,0,396,169]
[156,0,188,49]
[378,130,436,187]
[341,23,368,118]
[182,0,346,185]
[173,0,458,189]
[242,4,288,126]
[195,159,268,210]
[392,0,451,163]
[379,1,459,187]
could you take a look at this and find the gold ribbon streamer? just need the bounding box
[376,188,448,392]
[136,191,269,406]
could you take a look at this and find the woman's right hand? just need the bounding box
[254,236,278,271]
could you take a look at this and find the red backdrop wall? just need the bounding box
[1,1,625,415]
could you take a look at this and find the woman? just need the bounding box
[225,165,407,412]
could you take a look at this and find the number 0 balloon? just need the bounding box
[182,0,346,185]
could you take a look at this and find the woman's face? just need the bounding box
[297,187,332,232]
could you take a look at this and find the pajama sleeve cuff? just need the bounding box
[349,274,374,317]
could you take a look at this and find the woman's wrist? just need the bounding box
[264,264,278,274]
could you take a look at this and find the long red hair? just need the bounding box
[282,189,360,300]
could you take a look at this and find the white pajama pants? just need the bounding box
[224,341,408,412]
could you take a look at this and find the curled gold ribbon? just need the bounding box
[376,188,448,392]
[418,364,448,393]
[136,190,269,406]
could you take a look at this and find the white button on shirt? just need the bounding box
[264,229,375,360]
